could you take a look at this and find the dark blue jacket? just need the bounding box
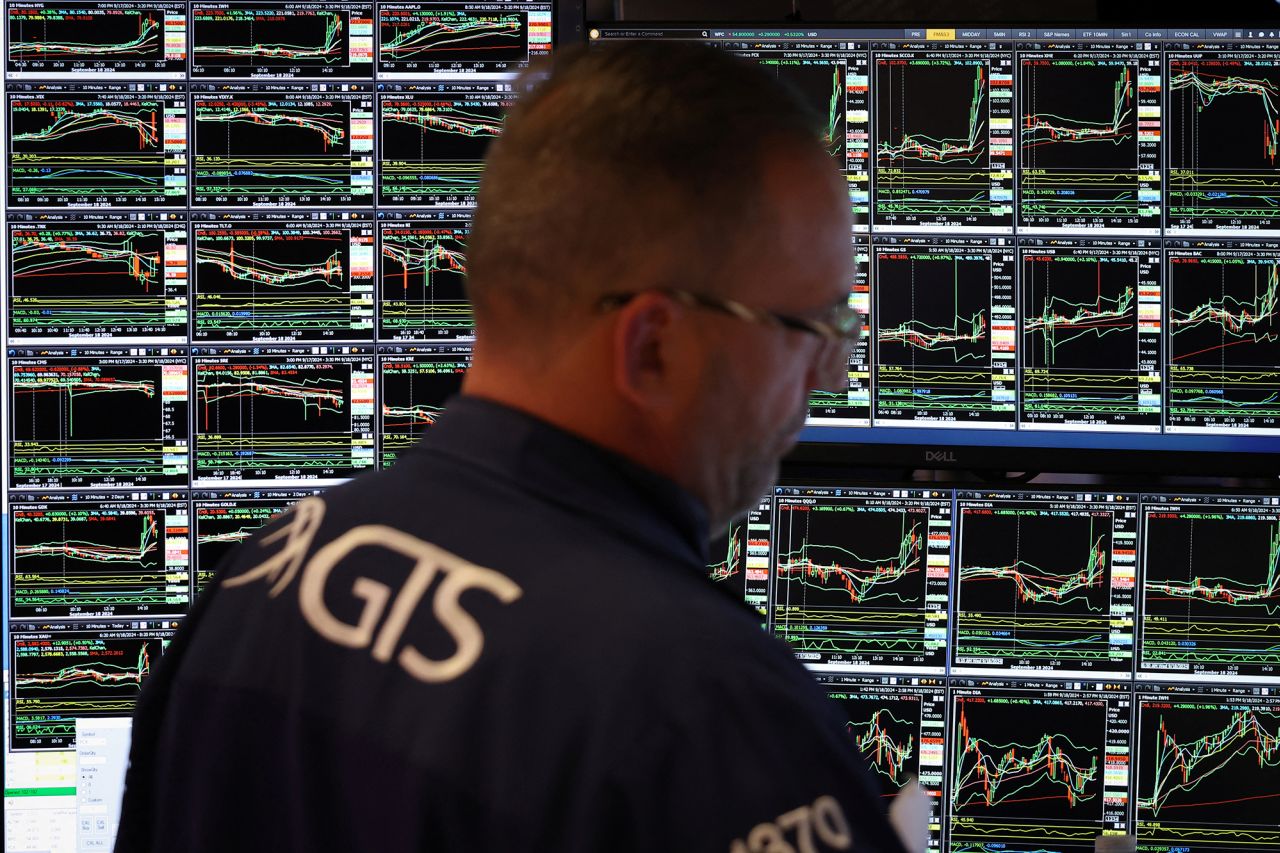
[115,397,907,852]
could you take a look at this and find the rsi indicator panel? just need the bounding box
[808,238,871,426]
[770,485,952,674]
[377,81,511,206]
[190,2,373,79]
[1134,681,1280,852]
[377,345,469,468]
[9,620,177,751]
[871,235,1017,428]
[8,348,189,489]
[6,1,188,79]
[1017,39,1162,234]
[8,490,189,619]
[192,346,374,486]
[952,489,1137,677]
[192,212,374,341]
[191,489,320,593]
[6,82,188,208]
[873,39,1014,233]
[191,82,373,207]
[7,212,188,342]
[1165,240,1280,433]
[376,1,552,77]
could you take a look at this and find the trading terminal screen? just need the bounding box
[4,10,1280,853]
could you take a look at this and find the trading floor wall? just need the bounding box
[5,6,1280,853]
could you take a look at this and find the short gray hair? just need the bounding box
[465,41,831,346]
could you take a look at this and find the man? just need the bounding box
[115,43,910,852]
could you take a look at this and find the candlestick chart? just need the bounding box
[1166,249,1280,430]
[1019,56,1161,230]
[1168,56,1280,231]
[378,90,506,205]
[954,502,1129,673]
[193,93,368,205]
[9,357,188,488]
[1020,248,1160,428]
[378,6,527,68]
[379,223,471,337]
[949,694,1107,850]
[874,55,1012,229]
[378,351,467,467]
[1135,695,1280,850]
[194,225,372,341]
[8,93,185,206]
[10,502,188,618]
[1141,503,1280,676]
[9,224,187,339]
[192,6,351,71]
[772,495,949,670]
[873,245,1016,425]
[194,357,373,483]
[11,632,166,750]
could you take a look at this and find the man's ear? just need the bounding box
[612,291,682,410]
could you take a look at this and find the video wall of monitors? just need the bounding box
[0,2,554,850]
[713,483,1280,852]
[591,24,1280,471]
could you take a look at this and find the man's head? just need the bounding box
[463,42,856,529]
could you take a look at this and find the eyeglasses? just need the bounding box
[596,287,862,346]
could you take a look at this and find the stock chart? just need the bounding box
[378,214,472,338]
[8,214,189,341]
[190,489,318,593]
[377,345,469,466]
[1018,42,1162,233]
[6,2,187,77]
[190,2,373,79]
[377,1,550,76]
[808,239,871,424]
[872,236,1017,426]
[770,486,952,673]
[1165,241,1280,432]
[953,490,1137,675]
[192,215,374,341]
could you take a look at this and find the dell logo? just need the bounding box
[924,450,958,463]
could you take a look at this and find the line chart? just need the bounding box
[954,495,1133,674]
[771,491,951,671]
[874,50,1013,230]
[194,8,347,67]
[1167,54,1280,232]
[378,351,467,467]
[379,9,525,64]
[9,500,188,618]
[1018,52,1162,231]
[10,12,161,60]
[1020,245,1161,429]
[1166,248,1280,430]
[851,707,916,786]
[9,224,188,340]
[708,523,743,583]
[1141,498,1280,677]
[873,240,1016,426]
